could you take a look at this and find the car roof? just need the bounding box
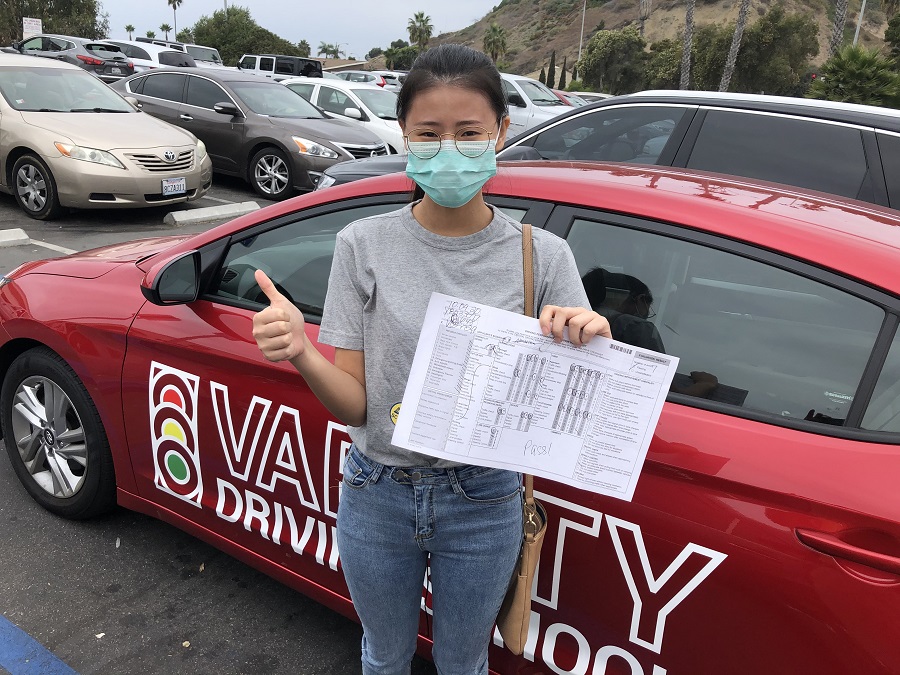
[0,53,82,71]
[129,67,274,84]
[603,89,900,129]
[282,77,385,92]
[104,40,182,54]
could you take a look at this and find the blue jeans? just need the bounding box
[337,444,524,675]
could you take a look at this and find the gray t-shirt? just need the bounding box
[318,203,590,467]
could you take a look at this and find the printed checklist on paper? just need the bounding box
[391,293,679,500]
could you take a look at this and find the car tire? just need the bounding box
[0,347,116,519]
[12,154,65,220]
[249,147,295,200]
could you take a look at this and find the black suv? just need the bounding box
[316,90,900,210]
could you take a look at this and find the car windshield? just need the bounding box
[230,81,325,118]
[186,46,222,64]
[0,67,133,112]
[353,88,398,120]
[517,80,566,106]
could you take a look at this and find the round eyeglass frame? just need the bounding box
[403,126,496,160]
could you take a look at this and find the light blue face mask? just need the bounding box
[405,140,498,209]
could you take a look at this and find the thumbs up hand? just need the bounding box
[251,269,307,363]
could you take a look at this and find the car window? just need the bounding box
[347,73,370,83]
[87,43,121,56]
[128,75,147,94]
[129,46,150,60]
[185,76,229,109]
[353,88,398,119]
[516,79,565,106]
[230,81,324,118]
[285,82,315,101]
[211,203,405,319]
[186,46,222,63]
[259,57,274,73]
[531,106,687,162]
[316,86,359,116]
[159,51,196,67]
[239,55,256,70]
[21,37,42,51]
[566,216,884,425]
[275,58,295,75]
[861,328,900,431]
[141,73,186,102]
[876,132,900,209]
[687,111,873,202]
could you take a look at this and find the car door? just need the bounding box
[180,74,244,173]
[314,85,364,125]
[132,72,186,127]
[284,81,316,103]
[502,79,529,137]
[490,202,900,675]
[258,56,275,79]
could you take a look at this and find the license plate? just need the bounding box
[110,67,121,74]
[162,177,186,196]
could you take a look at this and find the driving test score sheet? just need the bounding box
[391,293,679,500]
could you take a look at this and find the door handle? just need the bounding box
[179,114,193,121]
[796,528,900,575]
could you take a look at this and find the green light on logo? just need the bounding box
[167,453,189,481]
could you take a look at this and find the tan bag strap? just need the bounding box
[521,224,538,540]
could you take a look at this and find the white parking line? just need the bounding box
[197,195,236,204]
[31,241,77,255]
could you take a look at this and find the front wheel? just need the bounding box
[12,154,64,220]
[249,147,295,200]
[0,347,116,519]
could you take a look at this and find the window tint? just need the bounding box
[275,58,296,75]
[566,216,884,425]
[532,106,687,162]
[876,133,900,209]
[130,46,150,60]
[185,76,228,109]
[128,75,147,94]
[141,73,185,102]
[687,111,872,201]
[316,86,359,116]
[347,73,371,82]
[20,37,42,51]
[286,82,315,101]
[159,51,195,67]
[239,55,256,70]
[259,57,274,72]
[212,203,404,319]
[862,328,900,432]
[516,79,566,106]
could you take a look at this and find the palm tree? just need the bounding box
[167,0,184,36]
[317,41,330,58]
[809,43,900,106]
[679,0,695,89]
[828,0,850,58]
[407,11,434,51]
[160,23,173,40]
[125,24,135,40]
[483,23,507,63]
[718,0,750,91]
[639,0,652,37]
[146,30,157,39]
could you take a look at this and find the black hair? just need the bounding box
[397,44,508,201]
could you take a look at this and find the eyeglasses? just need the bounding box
[404,126,496,159]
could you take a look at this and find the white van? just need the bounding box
[133,37,229,69]
[500,72,569,137]
[238,54,323,81]
[103,40,195,71]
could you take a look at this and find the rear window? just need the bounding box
[87,43,122,55]
[159,51,196,67]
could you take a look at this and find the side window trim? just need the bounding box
[545,204,900,442]
[137,72,187,103]
[183,75,241,112]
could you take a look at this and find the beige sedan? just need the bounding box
[0,54,212,219]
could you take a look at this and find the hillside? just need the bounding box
[412,0,891,77]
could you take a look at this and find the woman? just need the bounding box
[252,44,610,675]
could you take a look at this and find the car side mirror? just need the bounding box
[343,107,363,120]
[214,101,242,117]
[507,93,526,108]
[141,251,200,305]
[124,96,142,110]
[497,145,543,161]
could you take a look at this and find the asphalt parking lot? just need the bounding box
[0,178,438,675]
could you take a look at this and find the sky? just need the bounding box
[101,0,497,61]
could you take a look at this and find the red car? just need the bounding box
[2,163,899,674]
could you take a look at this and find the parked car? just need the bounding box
[134,37,230,70]
[369,70,406,91]
[281,77,404,154]
[10,34,134,83]
[554,89,588,107]
[3,161,900,675]
[316,90,900,211]
[110,68,387,199]
[500,72,569,136]
[334,70,387,87]
[102,40,196,72]
[0,54,211,219]
[237,54,323,81]
[571,91,612,102]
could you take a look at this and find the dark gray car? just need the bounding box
[11,34,134,83]
[111,68,388,199]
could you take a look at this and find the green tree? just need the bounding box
[886,13,900,61]
[547,50,557,88]
[125,23,135,40]
[828,0,849,58]
[407,11,434,51]
[731,3,819,95]
[483,23,507,63]
[390,38,409,49]
[579,27,647,94]
[168,0,184,35]
[384,45,418,69]
[539,66,546,84]
[644,38,681,89]
[317,41,330,57]
[160,23,172,40]
[639,0,652,37]
[176,28,193,42]
[191,6,307,66]
[366,47,384,60]
[0,0,109,44]
[691,23,731,90]
[808,43,900,106]
[146,30,156,38]
[558,56,567,89]
[572,63,578,81]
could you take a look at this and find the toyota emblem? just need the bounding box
[163,150,177,162]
